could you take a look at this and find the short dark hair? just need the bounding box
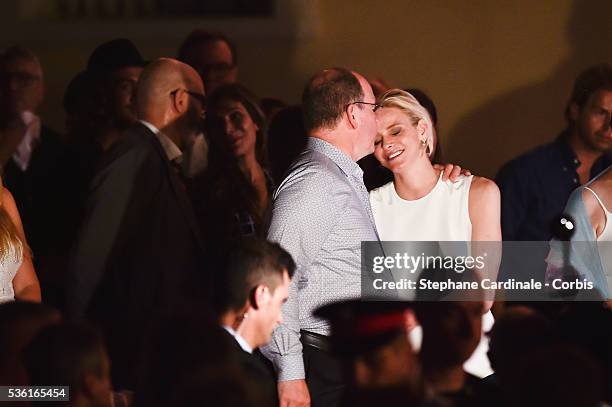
[565,63,612,122]
[0,46,39,66]
[23,323,106,396]
[214,238,295,315]
[178,29,237,66]
[302,67,363,134]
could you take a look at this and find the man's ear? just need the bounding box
[250,285,271,310]
[569,102,580,122]
[171,89,188,114]
[346,104,359,129]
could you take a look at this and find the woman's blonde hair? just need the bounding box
[0,177,25,263]
[378,89,434,157]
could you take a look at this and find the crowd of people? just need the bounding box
[0,29,610,407]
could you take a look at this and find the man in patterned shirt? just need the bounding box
[263,68,464,407]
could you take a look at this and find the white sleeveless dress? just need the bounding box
[370,174,495,378]
[583,187,612,292]
[0,237,24,304]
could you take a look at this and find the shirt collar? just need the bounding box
[307,137,364,179]
[554,131,581,169]
[139,120,182,163]
[223,326,253,354]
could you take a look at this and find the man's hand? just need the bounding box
[434,163,471,182]
[278,379,310,407]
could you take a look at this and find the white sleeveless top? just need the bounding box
[370,174,473,241]
[369,174,495,378]
[0,238,24,304]
[583,187,612,293]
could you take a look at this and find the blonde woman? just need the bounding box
[369,89,501,379]
[0,177,40,303]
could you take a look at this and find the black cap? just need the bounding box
[86,38,146,75]
[314,300,413,357]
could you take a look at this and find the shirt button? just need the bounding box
[573,178,578,184]
[562,167,568,172]
[573,159,579,165]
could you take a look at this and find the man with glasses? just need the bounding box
[0,46,66,288]
[67,58,208,391]
[261,68,461,407]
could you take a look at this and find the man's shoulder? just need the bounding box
[496,138,561,180]
[100,123,161,166]
[278,149,349,193]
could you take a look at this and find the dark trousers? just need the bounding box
[302,338,345,407]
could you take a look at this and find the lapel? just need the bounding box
[138,124,205,253]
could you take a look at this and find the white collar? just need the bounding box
[139,120,182,163]
[223,326,253,354]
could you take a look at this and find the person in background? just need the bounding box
[178,29,238,93]
[266,105,308,186]
[67,58,207,390]
[0,301,60,385]
[496,63,612,242]
[24,322,114,407]
[0,46,65,288]
[0,176,40,304]
[191,84,272,256]
[215,238,295,407]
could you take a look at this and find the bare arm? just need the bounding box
[2,187,41,302]
[469,177,501,310]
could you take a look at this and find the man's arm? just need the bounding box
[261,164,344,405]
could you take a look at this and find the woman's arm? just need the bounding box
[469,177,501,311]
[2,187,41,302]
[469,177,502,241]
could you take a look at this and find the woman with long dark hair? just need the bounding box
[192,84,272,255]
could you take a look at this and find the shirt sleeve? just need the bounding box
[495,159,530,241]
[260,163,345,381]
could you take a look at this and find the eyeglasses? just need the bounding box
[170,88,207,109]
[0,72,41,88]
[345,101,382,112]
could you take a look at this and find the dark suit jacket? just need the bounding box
[221,328,278,407]
[3,125,66,259]
[66,122,207,389]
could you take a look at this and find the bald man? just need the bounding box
[67,58,208,390]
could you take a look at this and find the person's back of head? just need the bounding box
[23,322,111,407]
[136,58,204,148]
[487,306,555,383]
[0,301,61,385]
[215,238,294,313]
[302,67,363,135]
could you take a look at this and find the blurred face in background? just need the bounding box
[106,66,143,128]
[571,89,612,153]
[0,57,43,117]
[187,40,237,93]
[209,98,259,159]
